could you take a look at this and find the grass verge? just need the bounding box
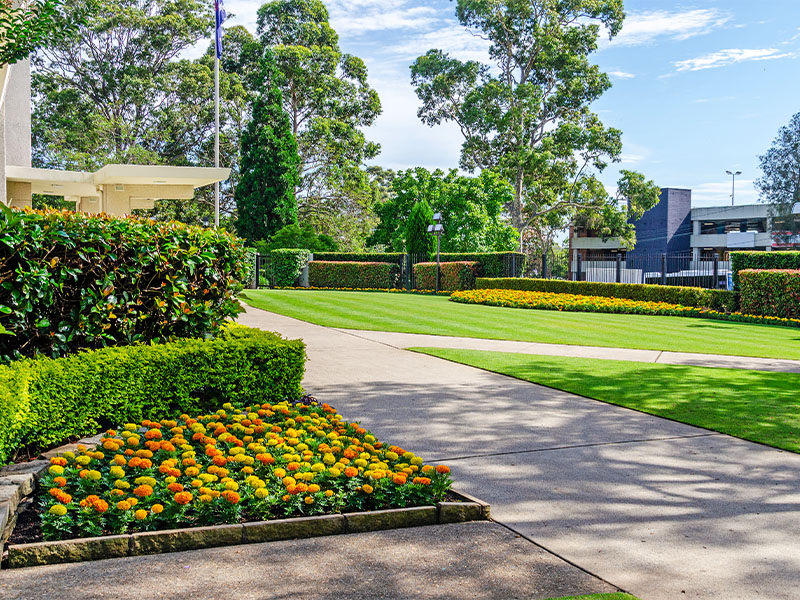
[242,290,800,360]
[410,348,800,453]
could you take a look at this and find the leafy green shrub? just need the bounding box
[270,248,311,287]
[254,223,338,254]
[0,326,305,465]
[414,262,479,291]
[308,261,400,289]
[439,252,525,278]
[0,208,249,362]
[739,269,800,318]
[731,251,800,290]
[312,252,406,266]
[477,278,738,312]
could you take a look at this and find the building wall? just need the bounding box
[2,60,33,206]
[627,188,691,257]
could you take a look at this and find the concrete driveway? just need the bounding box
[239,304,800,600]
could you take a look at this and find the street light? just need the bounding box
[427,212,444,293]
[726,170,742,206]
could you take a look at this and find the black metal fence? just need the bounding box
[529,251,730,290]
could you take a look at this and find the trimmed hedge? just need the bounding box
[0,326,306,465]
[312,252,406,266]
[414,261,479,291]
[739,269,800,318]
[731,251,800,290]
[477,278,738,312]
[0,208,249,362]
[439,252,525,278]
[270,248,311,287]
[308,261,400,289]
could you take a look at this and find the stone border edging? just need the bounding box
[1,436,490,569]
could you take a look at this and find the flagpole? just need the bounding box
[214,53,220,229]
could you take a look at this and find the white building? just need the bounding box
[0,60,229,215]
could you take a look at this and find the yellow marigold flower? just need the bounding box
[421,465,434,474]
[225,481,239,491]
[114,479,131,490]
[384,451,398,461]
[185,466,200,477]
[322,453,336,466]
[62,451,76,461]
[304,496,314,505]
[109,466,125,479]
[48,465,64,475]
[117,501,131,511]
[282,476,296,487]
[134,509,148,520]
[255,488,269,499]
[307,484,320,493]
[151,504,164,514]
[126,497,138,506]
[164,476,177,484]
[49,504,68,516]
[75,455,91,466]
[324,490,334,497]
[402,452,415,460]
[361,484,373,494]
[113,454,127,466]
[329,467,341,477]
[199,494,213,503]
[410,457,423,466]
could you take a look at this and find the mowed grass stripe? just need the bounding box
[242,290,800,360]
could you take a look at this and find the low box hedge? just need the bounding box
[739,269,800,318]
[0,208,249,362]
[0,326,305,466]
[414,262,479,291]
[477,278,738,312]
[731,251,800,290]
[308,261,400,289]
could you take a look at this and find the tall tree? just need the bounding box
[410,0,658,238]
[0,0,78,65]
[756,112,800,245]
[405,200,435,256]
[256,0,382,241]
[235,54,300,243]
[368,168,519,253]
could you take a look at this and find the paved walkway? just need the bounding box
[337,328,800,373]
[238,304,800,600]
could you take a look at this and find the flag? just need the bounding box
[215,0,226,59]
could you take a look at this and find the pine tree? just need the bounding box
[405,199,435,257]
[235,53,300,243]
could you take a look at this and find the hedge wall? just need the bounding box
[308,261,400,289]
[312,252,406,266]
[414,262,479,291]
[0,326,305,465]
[0,208,249,362]
[439,252,525,278]
[731,251,800,290]
[477,278,738,312]
[269,248,311,287]
[739,269,800,318]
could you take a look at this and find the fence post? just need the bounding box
[713,253,719,289]
[254,255,260,289]
[541,253,548,279]
[660,253,666,286]
[616,253,622,283]
[576,253,583,282]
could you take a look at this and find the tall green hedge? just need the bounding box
[0,208,249,362]
[477,278,738,312]
[438,253,525,278]
[414,262,478,291]
[269,248,311,287]
[312,252,406,266]
[0,326,306,465]
[739,269,800,318]
[731,251,800,290]
[308,261,400,288]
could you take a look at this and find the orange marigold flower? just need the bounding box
[221,490,240,504]
[133,484,154,497]
[286,462,300,471]
[174,491,193,505]
[128,457,143,468]
[93,499,109,513]
[53,476,67,487]
[116,501,131,511]
[167,483,184,493]
[212,455,227,466]
[282,494,291,502]
[435,465,450,474]
[392,475,407,485]
[344,467,358,478]
[50,457,68,466]
[151,504,164,514]
[134,509,148,520]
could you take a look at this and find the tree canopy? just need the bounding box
[756,112,800,245]
[0,0,78,65]
[405,200,435,256]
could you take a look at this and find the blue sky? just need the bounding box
[222,0,800,208]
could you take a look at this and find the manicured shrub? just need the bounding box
[477,278,738,312]
[0,208,249,362]
[269,248,311,287]
[739,269,800,318]
[414,262,479,291]
[308,261,400,289]
[312,252,406,266]
[439,252,525,278]
[0,326,305,465]
[731,251,800,290]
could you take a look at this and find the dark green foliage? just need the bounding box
[0,326,306,465]
[405,200,434,256]
[414,262,478,291]
[312,252,405,266]
[308,261,400,289]
[1,0,80,65]
[0,207,249,362]
[439,253,525,278]
[235,55,300,243]
[731,251,800,290]
[477,278,739,312]
[269,248,311,287]
[255,222,338,254]
[739,270,800,318]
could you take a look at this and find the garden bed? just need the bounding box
[0,399,489,569]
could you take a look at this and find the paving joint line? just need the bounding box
[654,350,664,363]
[432,432,722,463]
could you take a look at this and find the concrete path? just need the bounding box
[1,522,618,600]
[239,304,800,600]
[338,328,800,373]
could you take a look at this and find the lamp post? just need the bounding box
[726,170,741,206]
[427,212,444,293]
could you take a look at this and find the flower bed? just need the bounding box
[450,289,800,328]
[34,400,452,542]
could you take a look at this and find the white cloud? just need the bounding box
[691,180,758,207]
[603,9,730,48]
[385,25,491,63]
[327,2,439,36]
[674,48,797,72]
[607,70,635,79]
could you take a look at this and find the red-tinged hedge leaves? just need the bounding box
[739,269,800,319]
[414,261,478,291]
[308,261,400,289]
[0,208,249,362]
